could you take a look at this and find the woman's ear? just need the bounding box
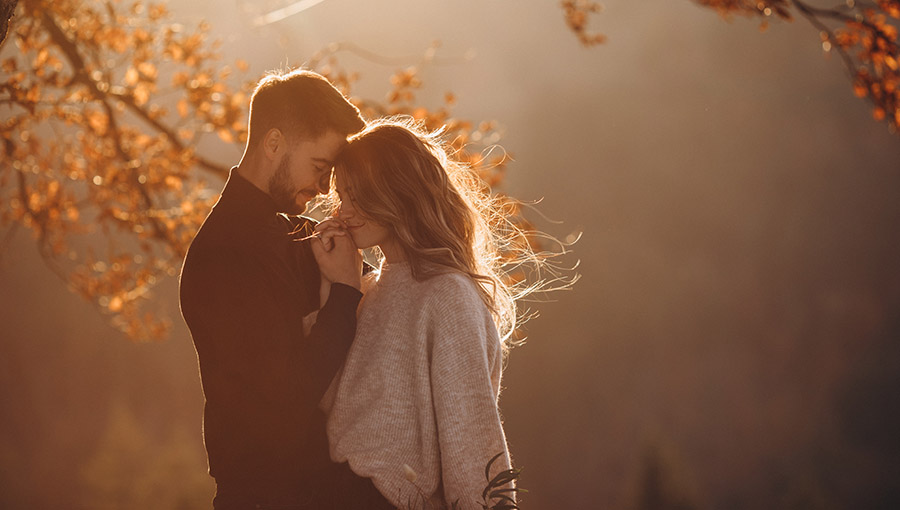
[262,128,283,161]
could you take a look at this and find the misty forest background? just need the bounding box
[2,1,900,509]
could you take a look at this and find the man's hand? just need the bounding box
[311,226,362,291]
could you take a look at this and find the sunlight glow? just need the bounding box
[253,0,328,27]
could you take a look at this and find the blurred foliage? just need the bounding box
[80,400,214,509]
[479,452,525,510]
[0,0,15,45]
[561,0,607,46]
[835,315,900,509]
[560,0,900,133]
[0,0,532,341]
[632,446,701,510]
[398,452,524,510]
[692,0,900,132]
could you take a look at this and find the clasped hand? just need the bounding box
[310,217,362,292]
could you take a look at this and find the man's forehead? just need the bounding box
[309,133,347,160]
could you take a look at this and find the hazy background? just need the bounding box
[2,1,899,509]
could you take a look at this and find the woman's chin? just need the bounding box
[348,233,368,249]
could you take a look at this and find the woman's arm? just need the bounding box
[428,276,513,510]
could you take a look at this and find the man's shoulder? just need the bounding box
[184,224,234,264]
[181,220,246,286]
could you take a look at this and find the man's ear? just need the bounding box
[262,128,283,161]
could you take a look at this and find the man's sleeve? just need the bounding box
[288,224,363,398]
[300,282,362,399]
[181,245,358,439]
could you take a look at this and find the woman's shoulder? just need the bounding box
[424,270,479,295]
[420,271,489,315]
[422,272,501,356]
[372,264,486,313]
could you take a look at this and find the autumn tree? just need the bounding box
[0,0,529,340]
[561,0,607,47]
[562,0,900,133]
[1,0,16,45]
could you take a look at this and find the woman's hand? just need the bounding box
[311,217,363,291]
[314,217,349,252]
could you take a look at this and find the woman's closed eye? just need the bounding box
[336,187,356,203]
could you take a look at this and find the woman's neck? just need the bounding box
[378,239,406,264]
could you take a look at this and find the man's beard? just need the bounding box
[267,155,305,214]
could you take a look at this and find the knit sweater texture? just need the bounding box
[320,262,512,510]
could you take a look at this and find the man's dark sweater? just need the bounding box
[179,169,362,505]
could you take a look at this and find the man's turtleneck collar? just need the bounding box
[217,166,279,222]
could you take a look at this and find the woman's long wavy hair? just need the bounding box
[330,117,536,344]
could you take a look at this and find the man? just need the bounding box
[179,69,384,509]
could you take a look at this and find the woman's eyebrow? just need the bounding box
[312,157,334,166]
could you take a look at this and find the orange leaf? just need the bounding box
[133,84,150,106]
[217,128,234,143]
[125,66,139,86]
[137,61,158,80]
[87,111,109,134]
[108,295,124,312]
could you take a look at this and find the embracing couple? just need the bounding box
[179,68,516,510]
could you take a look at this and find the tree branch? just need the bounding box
[34,4,229,180]
[791,0,858,75]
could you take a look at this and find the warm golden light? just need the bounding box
[1,0,899,509]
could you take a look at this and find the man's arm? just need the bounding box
[302,233,363,395]
[300,282,361,399]
[181,244,357,440]
[180,246,312,477]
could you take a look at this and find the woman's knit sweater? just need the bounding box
[320,262,512,510]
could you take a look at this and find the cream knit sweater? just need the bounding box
[319,262,512,510]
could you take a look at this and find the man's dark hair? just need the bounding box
[246,68,365,149]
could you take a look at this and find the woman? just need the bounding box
[316,118,524,510]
